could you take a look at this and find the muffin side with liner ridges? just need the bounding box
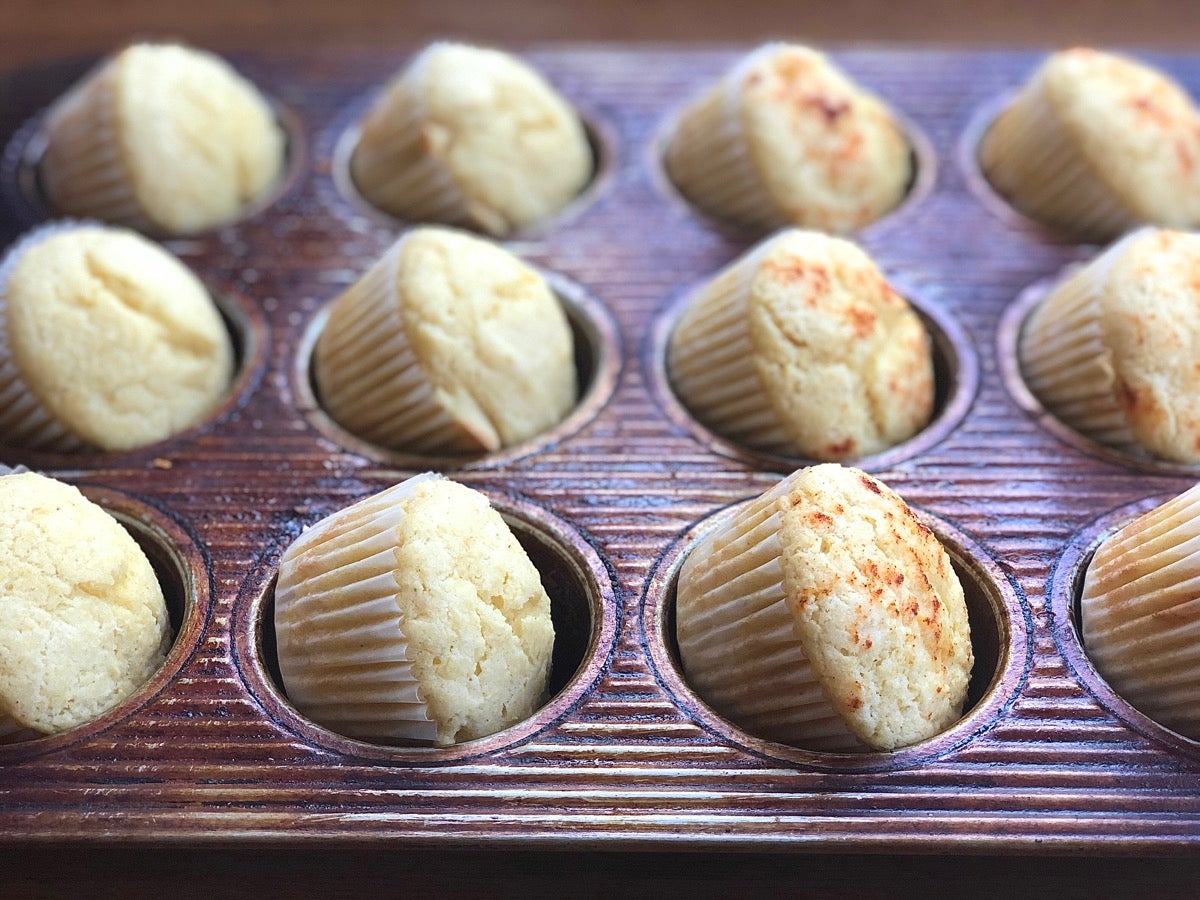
[350,42,592,237]
[668,228,933,461]
[663,43,912,234]
[979,48,1200,240]
[274,473,556,746]
[675,463,973,752]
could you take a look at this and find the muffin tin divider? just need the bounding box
[0,47,1199,851]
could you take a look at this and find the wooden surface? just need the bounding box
[5,13,1200,897]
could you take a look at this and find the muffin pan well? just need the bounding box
[0,47,1199,852]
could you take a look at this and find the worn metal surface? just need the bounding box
[0,47,1198,852]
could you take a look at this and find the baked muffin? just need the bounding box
[676,464,972,752]
[1080,481,1200,740]
[314,226,575,455]
[0,470,170,736]
[663,43,912,234]
[350,43,592,236]
[979,48,1200,240]
[0,223,234,452]
[668,229,934,460]
[1020,228,1200,463]
[40,43,285,236]
[274,473,556,745]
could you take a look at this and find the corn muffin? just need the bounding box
[1080,481,1200,740]
[979,48,1200,239]
[663,43,912,234]
[0,471,170,736]
[274,473,556,745]
[1020,228,1200,463]
[40,42,286,235]
[676,464,972,752]
[314,226,575,455]
[0,223,234,452]
[350,43,592,236]
[668,229,934,460]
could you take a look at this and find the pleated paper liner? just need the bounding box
[1080,482,1200,742]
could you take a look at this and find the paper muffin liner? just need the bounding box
[667,237,794,454]
[275,473,442,744]
[313,234,494,454]
[676,477,864,751]
[0,223,95,453]
[349,48,477,230]
[1080,482,1200,741]
[663,45,790,232]
[1018,237,1141,455]
[979,83,1138,239]
[39,58,155,232]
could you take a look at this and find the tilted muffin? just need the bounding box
[676,464,973,752]
[350,43,592,236]
[0,470,170,736]
[668,229,934,460]
[663,43,912,234]
[40,43,286,236]
[980,48,1200,239]
[1080,481,1200,740]
[1020,228,1200,463]
[0,223,234,452]
[274,473,556,745]
[314,226,575,455]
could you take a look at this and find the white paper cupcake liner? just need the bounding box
[676,477,864,752]
[668,236,793,454]
[664,45,790,232]
[39,58,155,231]
[1081,482,1200,740]
[313,234,494,454]
[275,473,442,744]
[349,47,477,230]
[980,82,1138,239]
[1019,234,1141,454]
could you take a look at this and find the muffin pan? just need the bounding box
[0,46,1199,852]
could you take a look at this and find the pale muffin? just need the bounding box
[274,473,556,746]
[40,42,285,235]
[668,229,934,460]
[0,223,234,452]
[676,464,972,752]
[351,43,592,236]
[1080,481,1200,740]
[1020,228,1200,463]
[0,471,170,735]
[315,226,575,454]
[664,43,912,234]
[980,48,1200,239]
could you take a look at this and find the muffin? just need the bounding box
[668,229,934,460]
[676,464,972,752]
[314,226,575,455]
[1020,228,1200,464]
[350,43,592,236]
[979,48,1200,240]
[1080,481,1200,740]
[274,473,556,745]
[0,223,234,452]
[40,43,285,236]
[663,43,912,234]
[0,470,170,736]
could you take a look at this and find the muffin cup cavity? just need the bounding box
[238,489,618,762]
[998,273,1200,475]
[648,274,977,473]
[644,498,1025,770]
[1050,495,1200,757]
[0,484,209,754]
[295,269,620,471]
